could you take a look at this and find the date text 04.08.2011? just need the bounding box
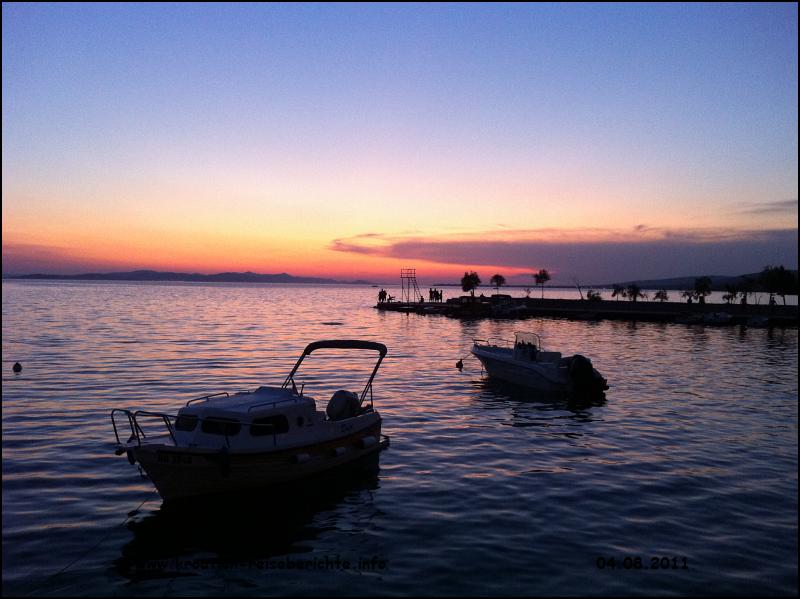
[596,556,688,570]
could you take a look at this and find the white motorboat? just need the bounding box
[112,340,389,502]
[471,332,608,395]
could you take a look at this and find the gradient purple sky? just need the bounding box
[3,3,797,283]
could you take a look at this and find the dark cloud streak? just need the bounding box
[737,199,798,215]
[330,228,799,283]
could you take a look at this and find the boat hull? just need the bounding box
[133,422,384,502]
[472,347,568,391]
[471,345,607,395]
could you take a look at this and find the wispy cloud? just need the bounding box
[327,238,385,255]
[736,199,798,215]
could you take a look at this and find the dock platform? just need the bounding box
[375,297,798,326]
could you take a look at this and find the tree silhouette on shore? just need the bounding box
[759,265,797,305]
[653,289,669,302]
[739,276,756,305]
[461,271,481,297]
[533,269,551,299]
[490,273,506,294]
[694,277,712,304]
[722,284,739,304]
[626,283,644,302]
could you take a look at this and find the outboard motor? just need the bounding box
[326,390,360,421]
[568,354,598,392]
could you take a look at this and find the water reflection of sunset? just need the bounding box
[2,281,798,595]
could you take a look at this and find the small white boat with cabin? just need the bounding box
[112,340,389,502]
[471,332,608,395]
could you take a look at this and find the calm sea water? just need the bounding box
[2,281,797,596]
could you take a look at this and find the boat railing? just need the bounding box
[111,408,145,446]
[185,391,230,406]
[112,409,281,449]
[185,386,308,414]
[473,337,513,347]
[246,394,304,413]
[112,408,177,447]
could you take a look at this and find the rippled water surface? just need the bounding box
[2,281,798,596]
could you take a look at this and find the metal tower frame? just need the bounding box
[400,268,421,304]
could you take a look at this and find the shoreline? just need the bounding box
[376,296,799,326]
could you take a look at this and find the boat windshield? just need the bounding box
[514,332,540,349]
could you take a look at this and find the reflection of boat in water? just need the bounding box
[675,312,734,325]
[746,315,771,328]
[471,332,608,396]
[112,340,390,502]
[674,312,703,325]
[115,452,382,582]
[490,302,528,318]
[472,376,607,414]
[702,312,732,325]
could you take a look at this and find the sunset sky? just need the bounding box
[2,3,797,284]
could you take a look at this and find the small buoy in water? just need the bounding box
[456,359,463,370]
[13,362,22,373]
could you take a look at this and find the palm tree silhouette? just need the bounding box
[626,283,644,302]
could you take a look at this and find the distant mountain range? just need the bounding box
[5,269,795,292]
[2,269,371,285]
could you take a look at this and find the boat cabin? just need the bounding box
[172,385,368,451]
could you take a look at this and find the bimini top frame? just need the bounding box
[281,340,388,406]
